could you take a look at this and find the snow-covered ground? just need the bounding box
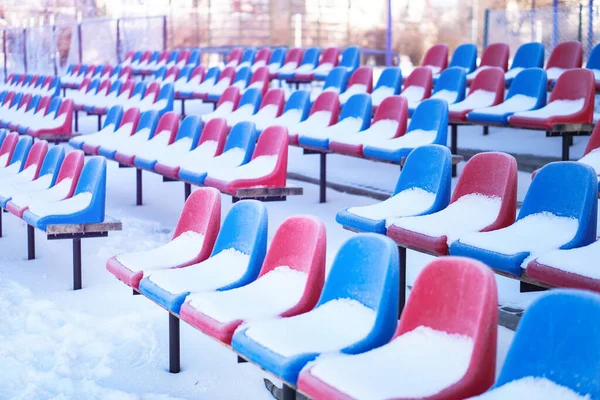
[0,102,591,398]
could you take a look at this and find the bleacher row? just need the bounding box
[0,73,61,98]
[60,64,132,89]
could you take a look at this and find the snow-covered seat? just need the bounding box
[337,145,452,234]
[509,69,595,130]
[371,67,402,109]
[545,41,583,83]
[448,67,505,122]
[250,47,271,72]
[6,150,84,218]
[400,66,432,109]
[287,91,340,145]
[0,138,45,186]
[120,51,140,68]
[233,233,399,385]
[98,109,157,160]
[27,99,74,138]
[201,86,241,123]
[409,66,466,115]
[244,88,285,131]
[5,94,41,131]
[266,47,286,77]
[132,111,183,170]
[433,43,477,80]
[254,89,311,132]
[338,66,373,105]
[467,68,546,125]
[299,256,499,400]
[586,43,600,91]
[387,152,518,256]
[179,215,326,344]
[451,161,597,277]
[331,46,360,76]
[154,115,204,178]
[465,42,509,83]
[363,98,448,163]
[137,82,174,115]
[16,96,60,134]
[299,93,371,150]
[195,66,235,101]
[22,157,107,231]
[243,66,270,97]
[505,42,545,85]
[178,119,255,185]
[308,66,349,102]
[294,47,339,82]
[84,80,122,113]
[106,187,221,290]
[204,125,289,195]
[114,80,145,109]
[0,146,65,208]
[0,92,23,121]
[235,48,256,72]
[206,66,250,102]
[138,200,268,314]
[93,79,133,114]
[472,290,600,399]
[420,43,449,76]
[174,65,204,98]
[0,93,30,127]
[330,95,408,157]
[0,136,33,179]
[277,47,319,81]
[272,47,303,79]
[224,87,262,127]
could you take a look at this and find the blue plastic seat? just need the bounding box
[467,68,547,125]
[336,145,452,234]
[278,47,319,80]
[371,67,403,107]
[70,105,124,149]
[225,87,262,127]
[450,162,598,276]
[363,99,449,162]
[97,110,159,159]
[483,290,600,398]
[448,43,478,74]
[337,46,361,73]
[410,66,466,115]
[313,67,349,101]
[232,233,399,385]
[153,83,175,115]
[187,49,201,67]
[138,200,269,314]
[178,121,257,185]
[268,47,286,71]
[299,92,371,149]
[153,66,167,81]
[23,157,107,230]
[505,42,545,85]
[207,67,250,102]
[239,48,256,68]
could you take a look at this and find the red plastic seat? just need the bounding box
[450,67,505,122]
[82,107,141,155]
[19,140,48,181]
[177,49,191,66]
[289,91,340,145]
[400,67,433,105]
[204,125,289,195]
[294,47,340,81]
[175,66,205,97]
[28,98,74,138]
[225,48,243,68]
[246,66,270,96]
[179,215,327,344]
[387,152,518,255]
[252,47,271,69]
[202,86,242,124]
[0,132,19,167]
[546,41,583,74]
[474,43,509,71]
[100,64,113,79]
[508,69,594,130]
[272,47,304,79]
[298,256,498,400]
[163,66,179,83]
[329,95,408,157]
[194,66,236,100]
[340,66,374,101]
[421,44,449,74]
[6,150,84,217]
[106,187,221,289]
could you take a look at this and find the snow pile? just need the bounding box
[533,240,600,279]
[513,99,585,119]
[366,86,394,106]
[400,86,426,106]
[256,109,303,132]
[27,192,93,218]
[289,111,332,136]
[208,155,278,182]
[251,60,266,72]
[235,61,251,71]
[431,89,459,104]
[201,102,235,123]
[366,129,437,150]
[132,133,172,161]
[248,105,280,126]
[0,153,9,167]
[157,140,216,169]
[116,129,169,157]
[309,326,474,399]
[175,75,202,92]
[82,122,134,146]
[186,266,308,323]
[226,104,257,126]
[301,117,363,141]
[100,127,151,154]
[0,164,37,186]
[332,119,400,146]
[148,248,251,295]
[578,148,600,174]
[389,194,502,244]
[244,299,376,357]
[466,66,492,80]
[116,231,204,273]
[449,90,497,112]
[339,84,369,104]
[291,64,315,74]
[312,63,334,76]
[10,178,73,208]
[546,67,566,81]
[423,65,441,75]
[275,62,298,74]
[347,187,436,220]
[179,147,246,175]
[505,67,524,80]
[470,377,591,400]
[458,212,579,267]
[207,78,233,96]
[0,173,53,200]
[147,99,168,112]
[0,161,22,177]
[232,80,248,90]
[472,94,538,116]
[72,124,118,146]
[29,113,67,131]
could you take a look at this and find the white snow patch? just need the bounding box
[505,67,524,80]
[512,99,585,119]
[431,89,459,104]
[157,139,215,169]
[533,240,600,279]
[179,147,246,176]
[466,66,492,80]
[348,187,436,220]
[332,119,400,146]
[288,111,332,136]
[579,148,600,174]
[0,174,53,200]
[371,87,396,107]
[27,192,93,217]
[366,129,437,150]
[449,90,497,112]
[546,67,566,81]
[423,65,441,75]
[201,102,235,123]
[339,84,369,104]
[472,94,538,116]
[208,155,278,182]
[302,117,364,141]
[10,178,73,209]
[400,86,426,106]
[470,377,591,400]
[0,161,22,177]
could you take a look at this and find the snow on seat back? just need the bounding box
[255,89,310,132]
[387,152,518,255]
[106,187,221,289]
[338,66,373,105]
[154,115,203,174]
[449,67,505,121]
[273,47,303,77]
[201,86,241,123]
[247,88,285,129]
[505,42,545,83]
[575,120,600,182]
[233,234,399,384]
[73,105,123,148]
[111,110,164,163]
[139,200,269,314]
[278,47,319,79]
[309,66,349,101]
[371,67,403,108]
[299,256,498,400]
[421,44,449,75]
[400,66,433,107]
[411,66,467,114]
[545,41,583,82]
[179,215,327,344]
[225,87,262,127]
[474,290,600,399]
[223,47,243,68]
[266,47,286,75]
[3,139,45,183]
[337,144,452,234]
[451,161,597,277]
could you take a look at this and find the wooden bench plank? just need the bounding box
[46,215,122,236]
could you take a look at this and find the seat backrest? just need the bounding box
[198,117,229,155]
[223,121,258,166]
[85,79,100,95]
[218,66,237,84]
[549,68,595,104]
[188,65,205,82]
[172,186,221,242]
[103,105,123,130]
[283,90,311,121]
[9,136,33,168]
[2,91,15,107]
[452,152,518,230]
[108,80,122,96]
[136,110,159,139]
[505,68,547,109]
[27,95,41,112]
[154,66,167,80]
[156,82,174,107]
[118,79,133,97]
[547,41,583,69]
[226,47,243,66]
[165,66,179,80]
[237,87,262,114]
[259,88,285,116]
[175,114,203,149]
[372,96,408,138]
[258,215,327,313]
[434,66,467,103]
[131,51,142,62]
[18,93,32,110]
[110,65,122,78]
[495,290,600,398]
[269,47,286,66]
[421,43,449,70]
[96,79,112,96]
[240,48,256,65]
[449,43,478,72]
[248,66,270,95]
[283,47,303,65]
[152,111,179,143]
[347,66,373,92]
[177,49,191,64]
[178,66,193,81]
[45,97,62,116]
[233,66,252,88]
[338,46,360,70]
[318,47,340,67]
[55,98,73,119]
[55,150,85,196]
[120,66,132,80]
[310,91,341,123]
[254,47,271,65]
[216,86,241,110]
[586,43,600,69]
[251,125,287,159]
[131,81,147,98]
[187,49,201,66]
[36,96,51,114]
[119,107,141,133]
[519,161,597,248]
[397,256,498,395]
[406,99,448,146]
[73,157,107,225]
[323,67,349,92]
[10,93,23,109]
[374,67,402,93]
[403,66,433,96]
[38,145,65,183]
[584,120,600,155]
[300,47,320,67]
[480,42,509,70]
[467,67,505,105]
[338,93,372,130]
[143,81,161,101]
[512,42,545,70]
[203,66,220,84]
[0,132,18,164]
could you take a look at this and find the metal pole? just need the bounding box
[136,168,143,205]
[386,0,392,66]
[282,384,296,400]
[0,208,3,238]
[588,0,595,56]
[319,152,326,203]
[2,30,7,81]
[27,225,35,260]
[184,183,191,200]
[169,313,181,373]
[163,15,168,51]
[531,0,536,42]
[52,24,58,76]
[77,22,83,63]
[22,28,28,73]
[451,124,458,177]
[398,246,406,317]
[483,9,490,49]
[578,4,584,43]
[116,18,121,64]
[552,0,559,48]
[73,238,82,290]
